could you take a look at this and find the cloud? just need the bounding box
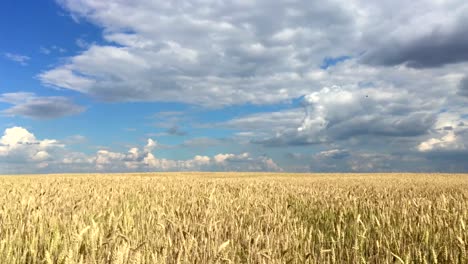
[459,76,468,97]
[40,47,51,55]
[0,127,64,171]
[212,153,282,172]
[4,53,30,65]
[93,143,281,172]
[244,85,436,146]
[37,0,360,106]
[362,19,468,68]
[95,149,126,170]
[360,1,468,68]
[223,109,303,136]
[417,112,467,153]
[0,93,85,119]
[39,45,67,55]
[0,126,282,173]
[166,126,187,136]
[62,135,87,145]
[32,0,468,107]
[2,123,468,173]
[285,148,420,172]
[181,137,223,148]
[316,149,350,160]
[418,131,459,152]
[143,138,158,153]
[76,38,90,49]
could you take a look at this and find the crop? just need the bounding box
[0,172,467,263]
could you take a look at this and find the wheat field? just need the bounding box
[0,173,467,263]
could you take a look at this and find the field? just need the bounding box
[0,173,467,263]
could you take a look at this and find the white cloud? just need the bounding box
[417,112,467,152]
[40,47,51,55]
[0,127,282,173]
[76,38,90,49]
[418,131,458,152]
[143,138,158,152]
[214,153,248,163]
[95,150,126,170]
[39,45,67,55]
[0,127,64,171]
[39,68,95,92]
[32,151,51,162]
[4,53,30,66]
[38,0,359,105]
[30,0,466,118]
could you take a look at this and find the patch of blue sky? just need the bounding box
[320,55,351,69]
[0,0,102,52]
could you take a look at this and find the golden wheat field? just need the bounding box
[0,173,467,264]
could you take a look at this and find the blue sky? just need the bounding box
[1,0,468,173]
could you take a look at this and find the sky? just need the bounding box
[0,0,467,174]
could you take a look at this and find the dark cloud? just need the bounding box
[328,112,436,140]
[252,133,325,147]
[166,126,187,136]
[459,76,468,97]
[246,87,437,147]
[421,150,468,172]
[0,93,85,119]
[362,17,468,68]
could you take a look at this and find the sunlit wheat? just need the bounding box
[0,173,467,263]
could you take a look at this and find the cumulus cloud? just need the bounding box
[35,0,468,106]
[418,131,459,152]
[244,85,436,146]
[37,0,360,106]
[0,93,85,119]
[212,153,282,171]
[417,112,467,153]
[0,127,282,173]
[0,127,64,171]
[91,145,283,172]
[94,144,282,172]
[95,150,126,170]
[416,121,468,172]
[143,138,158,153]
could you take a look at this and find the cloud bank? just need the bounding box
[0,127,281,173]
